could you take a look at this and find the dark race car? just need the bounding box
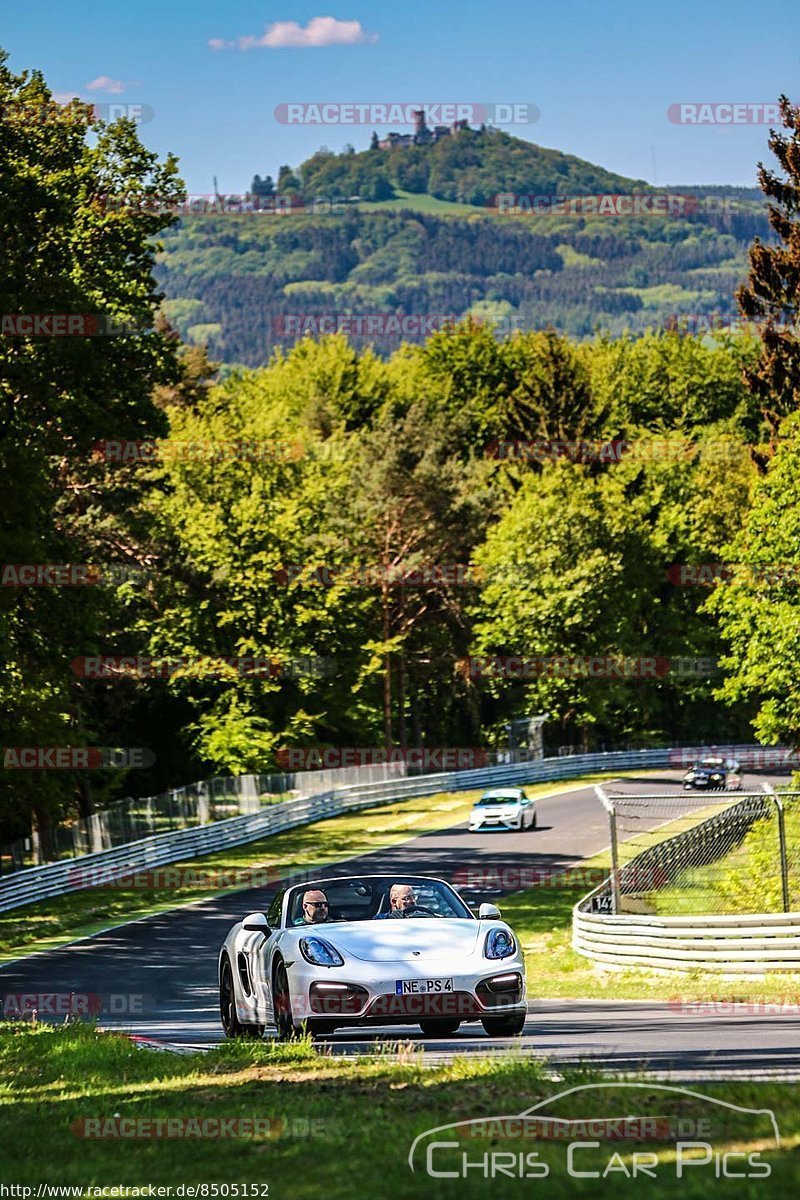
[682,756,742,791]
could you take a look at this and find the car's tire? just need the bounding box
[419,1019,461,1037]
[481,1011,526,1037]
[517,815,524,831]
[272,960,298,1040]
[530,811,538,829]
[219,956,264,1039]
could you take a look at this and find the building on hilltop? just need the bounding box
[377,108,469,150]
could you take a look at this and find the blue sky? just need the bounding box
[3,1,798,192]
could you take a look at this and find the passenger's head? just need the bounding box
[389,883,416,913]
[302,889,329,923]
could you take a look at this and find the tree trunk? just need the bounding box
[382,587,392,748]
[398,654,407,746]
[31,804,55,864]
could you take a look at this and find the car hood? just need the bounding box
[318,918,482,962]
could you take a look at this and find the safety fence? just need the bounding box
[0,762,408,875]
[0,746,675,913]
[574,782,800,973]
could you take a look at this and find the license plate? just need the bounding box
[395,977,454,995]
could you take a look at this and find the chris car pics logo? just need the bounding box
[408,1083,779,1180]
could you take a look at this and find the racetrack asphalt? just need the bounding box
[1,768,797,1078]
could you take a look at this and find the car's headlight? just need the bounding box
[485,928,517,959]
[299,936,344,967]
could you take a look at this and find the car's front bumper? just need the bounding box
[469,812,522,831]
[290,960,526,1026]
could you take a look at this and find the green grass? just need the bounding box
[618,283,719,309]
[0,774,615,962]
[650,796,800,917]
[0,1023,797,1196]
[343,189,484,216]
[555,242,602,267]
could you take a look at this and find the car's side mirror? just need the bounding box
[242,912,271,933]
[479,902,501,919]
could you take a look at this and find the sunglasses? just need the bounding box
[304,900,329,908]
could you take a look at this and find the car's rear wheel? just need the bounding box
[273,960,298,1040]
[419,1019,461,1037]
[219,956,264,1039]
[530,811,538,829]
[481,1011,526,1037]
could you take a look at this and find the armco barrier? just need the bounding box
[573,900,800,973]
[0,747,672,913]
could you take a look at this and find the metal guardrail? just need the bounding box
[573,903,800,973]
[0,761,408,873]
[0,747,672,913]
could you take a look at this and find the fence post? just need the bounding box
[595,784,621,914]
[762,782,790,913]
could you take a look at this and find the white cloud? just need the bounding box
[86,76,127,94]
[209,16,378,51]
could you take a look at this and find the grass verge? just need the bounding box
[0,1022,796,1197]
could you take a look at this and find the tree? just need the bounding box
[336,403,494,747]
[736,96,800,443]
[370,132,379,151]
[277,164,301,195]
[0,53,184,853]
[251,174,275,196]
[707,411,800,749]
[471,431,756,749]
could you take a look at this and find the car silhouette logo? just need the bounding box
[412,950,421,956]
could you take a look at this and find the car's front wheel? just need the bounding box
[481,1011,526,1037]
[273,960,299,1040]
[419,1019,461,1037]
[219,956,264,1039]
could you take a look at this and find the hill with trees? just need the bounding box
[155,133,770,365]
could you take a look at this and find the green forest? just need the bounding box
[157,130,771,360]
[2,58,800,852]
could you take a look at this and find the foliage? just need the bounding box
[0,52,184,844]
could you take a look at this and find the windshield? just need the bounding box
[475,794,522,806]
[285,876,473,925]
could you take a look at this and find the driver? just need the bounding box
[299,888,333,924]
[375,883,432,918]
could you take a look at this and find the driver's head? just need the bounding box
[390,883,416,913]
[302,889,329,923]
